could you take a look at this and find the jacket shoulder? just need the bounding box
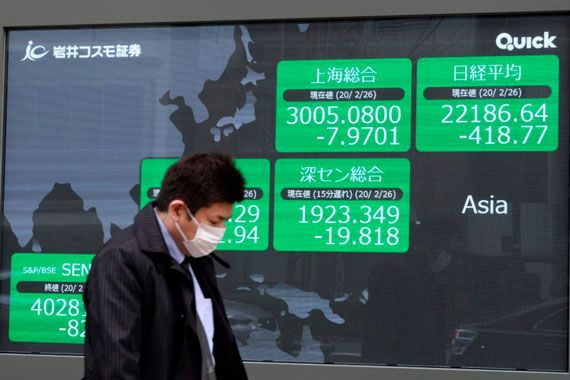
[92,225,149,272]
[98,225,136,253]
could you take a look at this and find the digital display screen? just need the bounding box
[273,158,410,252]
[276,59,412,152]
[416,55,559,151]
[9,253,93,344]
[1,14,568,372]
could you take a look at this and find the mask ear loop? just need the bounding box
[174,221,190,241]
[185,206,200,226]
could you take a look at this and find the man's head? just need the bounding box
[155,152,245,255]
[155,152,245,214]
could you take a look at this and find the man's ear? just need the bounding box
[167,199,186,221]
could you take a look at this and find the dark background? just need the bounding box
[0,14,568,371]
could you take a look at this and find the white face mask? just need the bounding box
[174,207,226,258]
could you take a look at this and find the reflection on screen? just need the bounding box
[1,14,568,372]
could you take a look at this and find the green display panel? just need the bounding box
[140,158,270,251]
[9,253,94,344]
[276,59,412,152]
[416,55,559,151]
[274,158,410,252]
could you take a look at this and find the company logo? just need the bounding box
[21,40,50,61]
[496,32,557,51]
[20,40,142,62]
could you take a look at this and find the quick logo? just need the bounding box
[496,32,557,51]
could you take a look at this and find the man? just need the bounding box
[83,152,248,380]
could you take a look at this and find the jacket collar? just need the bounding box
[133,203,187,277]
[133,202,229,273]
[133,202,170,255]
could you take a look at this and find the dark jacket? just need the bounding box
[83,204,248,380]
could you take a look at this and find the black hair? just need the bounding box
[155,152,245,213]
